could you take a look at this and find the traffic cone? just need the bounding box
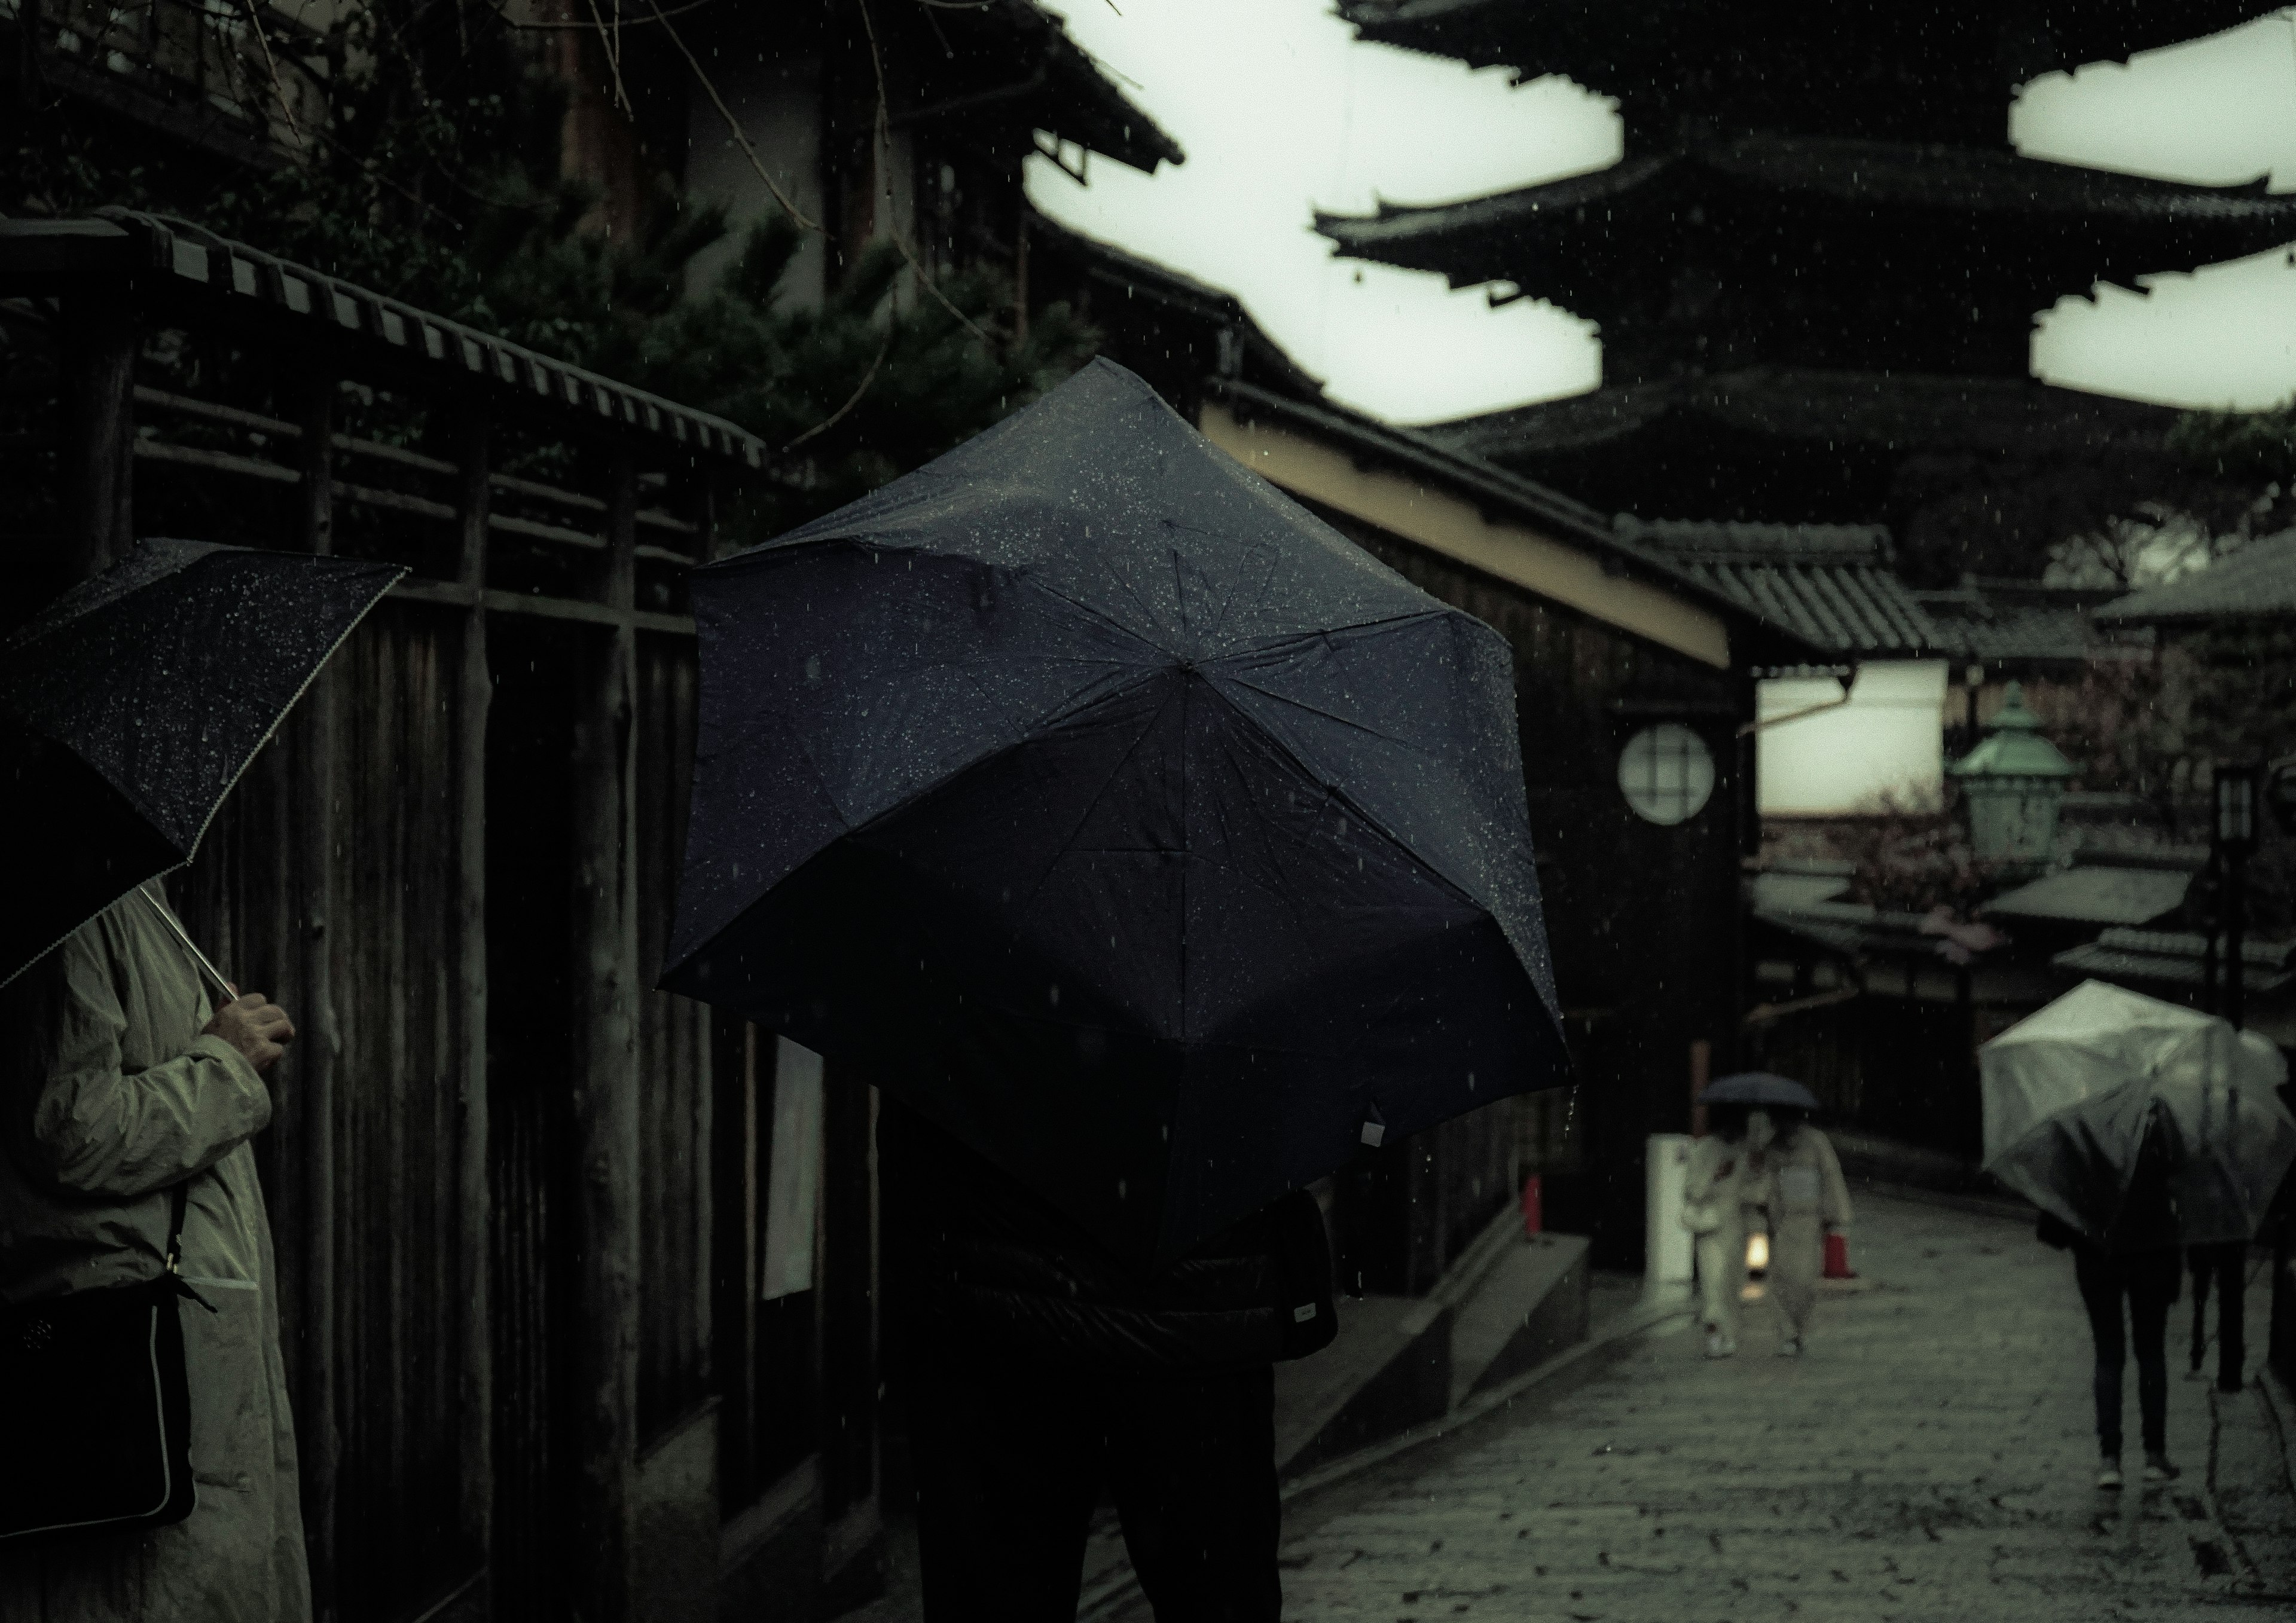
[1823,1231,1855,1279]
[1522,1175,1543,1237]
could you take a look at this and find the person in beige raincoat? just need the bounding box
[0,881,308,1622]
[1748,1105,1853,1357]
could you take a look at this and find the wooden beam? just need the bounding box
[59,294,136,579]
[292,366,344,1621]
[384,579,695,638]
[570,447,642,1623]
[452,411,494,1590]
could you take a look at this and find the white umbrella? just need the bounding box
[1980,980,2296,1246]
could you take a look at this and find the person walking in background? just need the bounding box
[1751,1105,1852,1359]
[2039,1109,2183,1491]
[1684,1102,1755,1359]
[0,880,309,1621]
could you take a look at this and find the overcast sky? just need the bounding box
[1025,2,2296,425]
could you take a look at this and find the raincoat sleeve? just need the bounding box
[1684,1136,1741,1205]
[1813,1131,1852,1230]
[8,927,272,1200]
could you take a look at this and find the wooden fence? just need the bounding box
[2,208,774,1622]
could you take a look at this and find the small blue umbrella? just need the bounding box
[1699,1072,1820,1109]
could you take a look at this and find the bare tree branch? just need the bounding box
[785,331,894,452]
[646,0,823,231]
[851,0,996,346]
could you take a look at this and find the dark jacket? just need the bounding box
[879,1098,1336,1378]
[2035,1106,2183,1306]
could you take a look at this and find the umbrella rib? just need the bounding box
[1010,678,1186,931]
[181,563,407,864]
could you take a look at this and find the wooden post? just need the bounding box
[59,295,136,580]
[570,446,642,1623]
[292,369,343,1621]
[453,414,494,1580]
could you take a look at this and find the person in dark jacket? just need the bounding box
[2038,1107,2182,1491]
[879,1096,1335,1622]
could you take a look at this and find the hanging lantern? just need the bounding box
[1947,680,2074,872]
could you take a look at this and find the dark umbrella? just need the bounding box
[662,359,1570,1264]
[1699,1072,1821,1109]
[0,537,402,988]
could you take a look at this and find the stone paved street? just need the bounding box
[1180,1190,2296,1623]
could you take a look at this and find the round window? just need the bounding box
[1618,723,1715,826]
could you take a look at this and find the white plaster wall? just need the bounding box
[1758,661,1949,817]
[684,51,827,307]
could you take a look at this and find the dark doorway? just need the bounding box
[484,616,581,1621]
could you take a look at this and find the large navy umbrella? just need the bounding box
[662,359,1569,1263]
[0,538,402,988]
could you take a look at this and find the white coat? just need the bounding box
[0,885,310,1622]
[1684,1134,1756,1338]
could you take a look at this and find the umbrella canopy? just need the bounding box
[663,358,1569,1264]
[1980,979,2296,1246]
[1699,1072,1819,1109]
[0,537,402,988]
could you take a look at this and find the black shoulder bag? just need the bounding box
[0,1181,213,1543]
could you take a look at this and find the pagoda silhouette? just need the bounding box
[1321,4,2296,582]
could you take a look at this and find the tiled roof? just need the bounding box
[954,1,1185,174]
[1024,216,1326,401]
[1912,579,2139,666]
[2093,531,2296,626]
[1619,519,1940,657]
[1984,866,2193,927]
[1316,136,2296,285]
[2054,927,2296,994]
[1207,381,1830,658]
[1426,371,2176,464]
[0,211,772,468]
[1322,138,2296,316]
[1336,1,2281,83]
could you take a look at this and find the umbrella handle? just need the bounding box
[141,889,237,1006]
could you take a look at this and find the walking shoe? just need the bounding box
[1703,1330,1737,1359]
[2096,1460,2124,1490]
[1776,1337,1802,1358]
[2142,1455,2181,1484]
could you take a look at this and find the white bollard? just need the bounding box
[1645,1133,1694,1287]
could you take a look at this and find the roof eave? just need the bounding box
[1207,378,1828,663]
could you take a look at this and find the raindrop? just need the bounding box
[804,655,822,682]
[1049,983,1061,1007]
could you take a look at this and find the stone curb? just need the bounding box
[2260,1367,2296,1509]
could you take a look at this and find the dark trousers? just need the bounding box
[906,1358,1281,1623]
[2074,1247,2178,1459]
[2187,1242,2247,1391]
